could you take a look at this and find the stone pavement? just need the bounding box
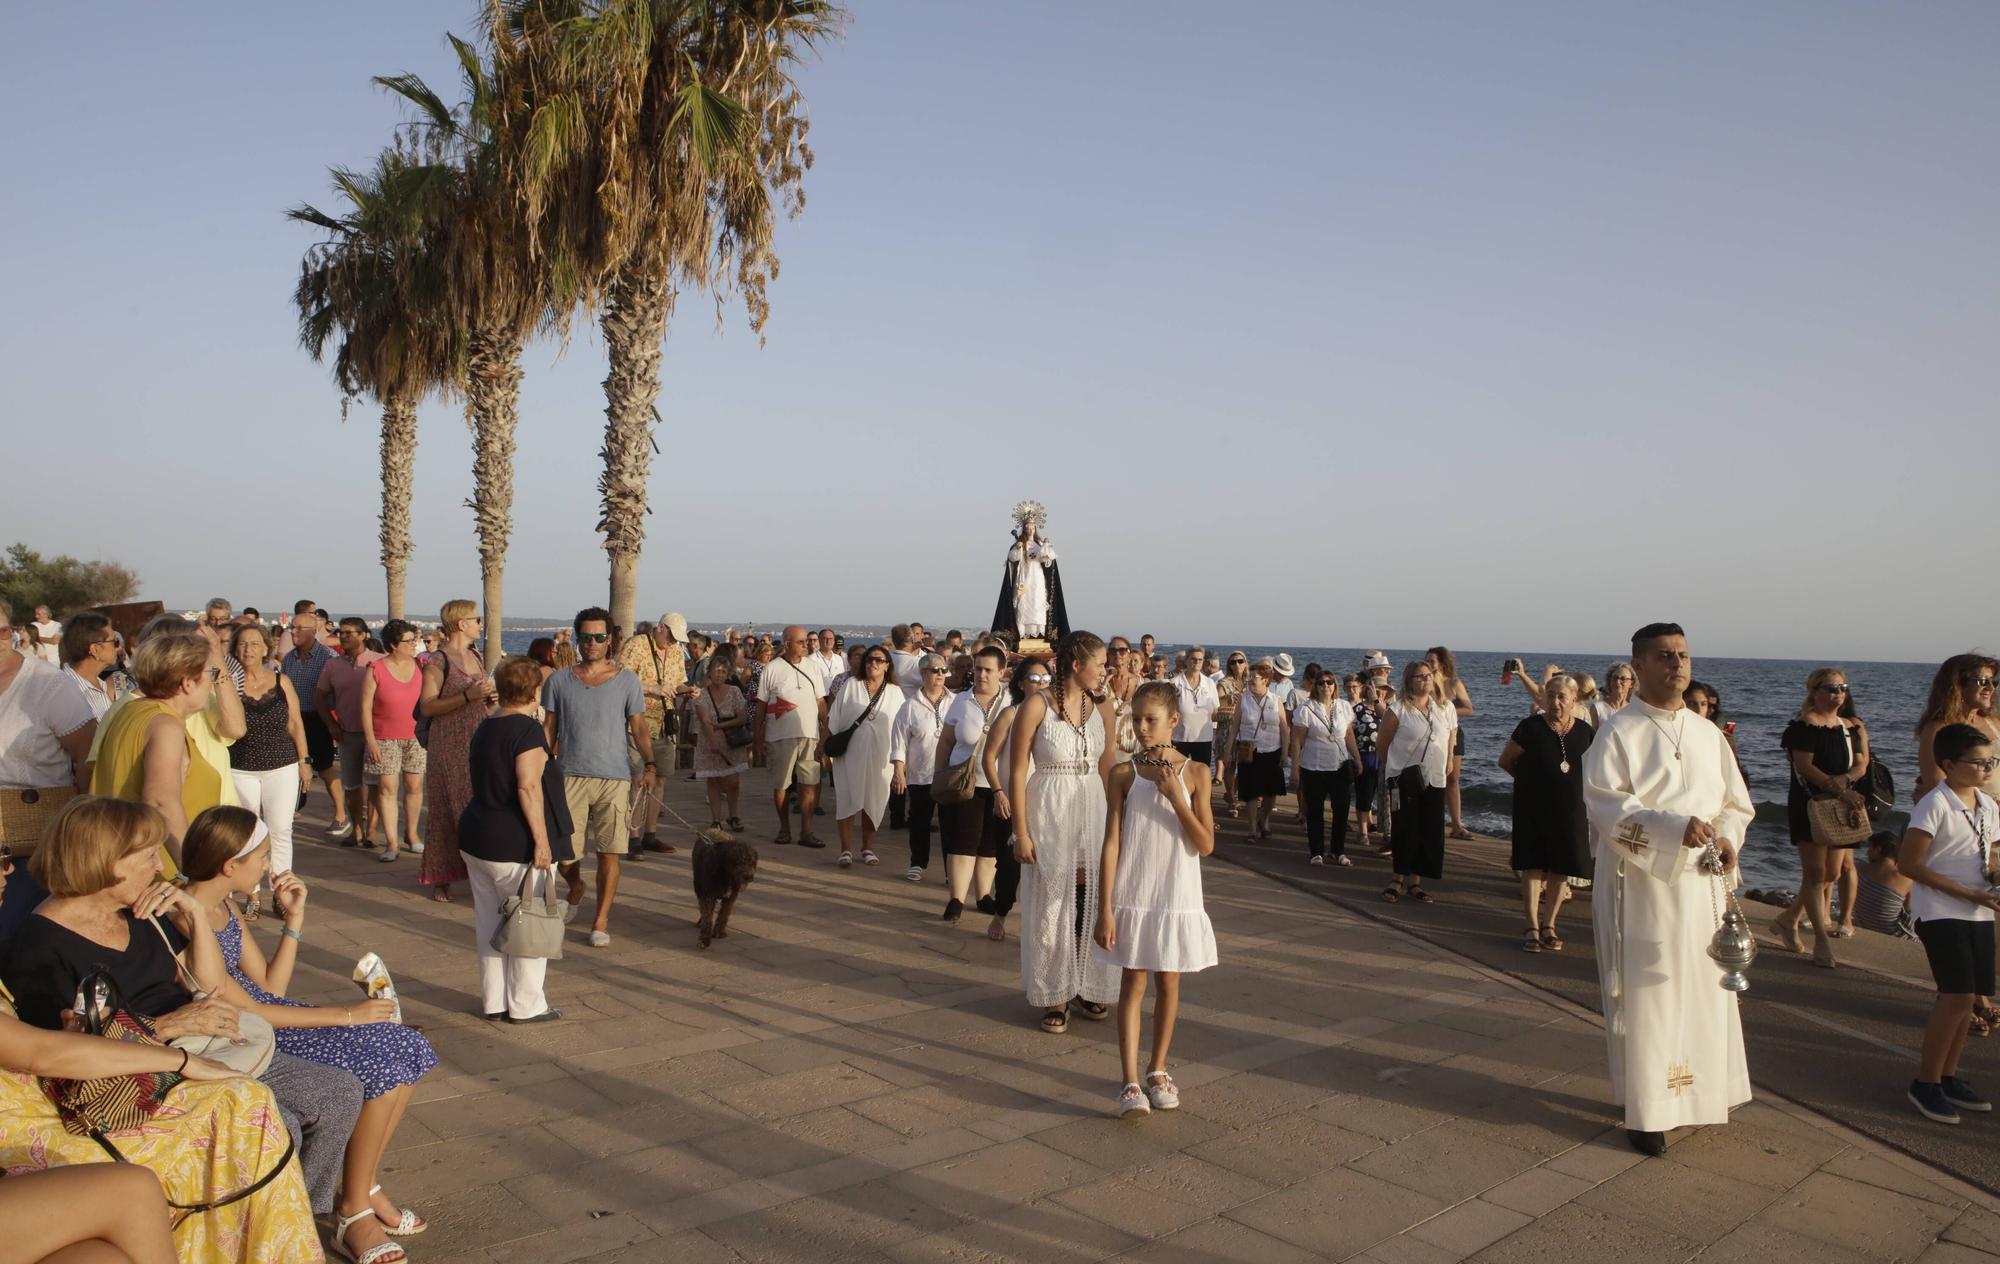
[269,776,2000,1263]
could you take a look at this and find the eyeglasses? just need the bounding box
[1954,756,2000,773]
[1023,673,1052,684]
[922,667,946,675]
[578,632,611,644]
[396,637,418,646]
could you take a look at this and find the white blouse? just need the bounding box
[1234,691,1286,754]
[1294,697,1356,773]
[1384,698,1456,788]
[1172,673,1220,743]
[889,688,956,786]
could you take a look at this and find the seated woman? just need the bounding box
[177,806,438,1248]
[0,1165,175,1264]
[0,824,324,1263]
[0,798,396,1263]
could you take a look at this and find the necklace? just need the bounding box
[1644,708,1687,763]
[1133,744,1173,768]
[1547,714,1573,774]
[1059,688,1091,747]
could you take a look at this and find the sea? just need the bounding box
[481,621,1926,892]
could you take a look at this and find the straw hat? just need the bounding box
[658,612,690,642]
[1273,653,1296,678]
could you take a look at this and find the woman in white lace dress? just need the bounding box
[1008,632,1122,1034]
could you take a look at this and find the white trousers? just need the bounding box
[230,764,300,878]
[464,854,551,1020]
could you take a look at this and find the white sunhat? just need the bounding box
[1364,652,1391,672]
[659,612,690,642]
[1273,653,1296,677]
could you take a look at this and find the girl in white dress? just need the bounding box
[1008,633,1121,1034]
[1094,682,1218,1117]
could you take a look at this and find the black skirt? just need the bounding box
[1238,748,1286,799]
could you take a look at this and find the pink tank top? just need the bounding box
[369,658,422,740]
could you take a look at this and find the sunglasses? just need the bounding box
[922,667,946,675]
[1971,678,1997,690]
[1023,673,1053,684]
[1819,683,1848,694]
[865,657,891,667]
[578,632,611,644]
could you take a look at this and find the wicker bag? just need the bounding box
[0,785,79,854]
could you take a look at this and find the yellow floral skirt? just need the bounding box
[0,1064,324,1263]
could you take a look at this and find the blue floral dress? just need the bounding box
[217,911,437,1100]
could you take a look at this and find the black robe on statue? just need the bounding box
[990,555,1071,644]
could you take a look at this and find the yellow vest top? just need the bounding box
[90,698,221,878]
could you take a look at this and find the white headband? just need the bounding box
[233,819,271,862]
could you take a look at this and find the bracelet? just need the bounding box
[176,1047,189,1075]
[279,926,303,943]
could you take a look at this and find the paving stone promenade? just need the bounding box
[271,776,2000,1263]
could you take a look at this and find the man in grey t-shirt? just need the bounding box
[543,607,652,953]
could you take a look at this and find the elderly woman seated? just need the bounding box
[0,797,417,1263]
[0,835,322,1263]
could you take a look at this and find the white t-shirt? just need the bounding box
[1294,697,1356,773]
[1909,784,1997,924]
[810,651,844,698]
[1172,674,1220,743]
[943,690,1007,789]
[1234,691,1286,754]
[30,620,61,665]
[1384,698,1456,788]
[755,656,825,743]
[1586,699,1618,732]
[0,652,95,788]
[890,649,924,695]
[1271,678,1296,709]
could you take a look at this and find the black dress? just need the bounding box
[1507,716,1593,877]
[459,713,573,865]
[1781,718,1858,843]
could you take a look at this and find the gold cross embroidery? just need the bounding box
[1615,821,1649,854]
[1666,1063,1695,1095]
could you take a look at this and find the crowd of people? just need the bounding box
[2,593,1998,1260]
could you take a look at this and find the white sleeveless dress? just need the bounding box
[1093,764,1218,974]
[1020,703,1121,1009]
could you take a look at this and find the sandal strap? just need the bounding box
[335,1209,408,1264]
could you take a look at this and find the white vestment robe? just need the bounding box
[1010,541,1056,637]
[1583,699,1755,1132]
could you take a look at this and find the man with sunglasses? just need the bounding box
[543,608,652,946]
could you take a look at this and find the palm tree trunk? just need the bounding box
[598,270,674,635]
[379,395,418,621]
[467,327,524,667]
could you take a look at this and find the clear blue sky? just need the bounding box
[3,3,1995,660]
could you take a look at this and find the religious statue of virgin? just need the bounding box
[990,500,1070,650]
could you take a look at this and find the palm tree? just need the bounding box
[375,35,561,666]
[497,0,841,633]
[291,158,457,621]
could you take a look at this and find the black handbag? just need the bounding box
[824,682,888,758]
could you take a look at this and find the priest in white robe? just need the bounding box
[1582,622,1755,1156]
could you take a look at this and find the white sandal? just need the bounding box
[1144,1070,1180,1111]
[1117,1082,1151,1117]
[333,1207,407,1264]
[368,1184,427,1237]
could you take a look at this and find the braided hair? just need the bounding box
[1051,630,1107,714]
